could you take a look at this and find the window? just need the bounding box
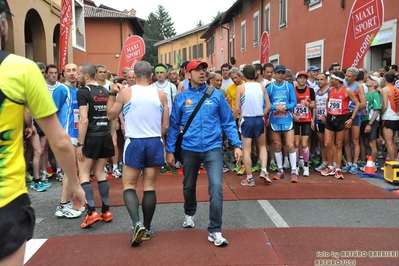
[229,18,235,35]
[230,37,235,60]
[264,4,270,34]
[279,0,287,28]
[253,12,259,46]
[193,45,197,59]
[168,52,171,64]
[174,51,176,64]
[198,43,204,58]
[182,48,187,61]
[307,0,322,7]
[221,48,224,64]
[308,0,322,10]
[220,24,224,39]
[306,39,324,72]
[241,21,246,51]
[206,36,215,57]
[159,54,162,63]
[189,46,191,60]
[164,53,167,64]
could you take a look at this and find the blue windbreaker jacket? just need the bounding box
[166,83,242,153]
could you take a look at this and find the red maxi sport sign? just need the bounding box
[341,0,384,68]
[117,35,146,77]
[59,0,72,70]
[260,31,270,65]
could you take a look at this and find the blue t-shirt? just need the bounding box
[52,83,79,138]
[267,81,297,125]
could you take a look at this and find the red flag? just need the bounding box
[59,0,72,70]
[341,0,384,68]
[117,35,146,77]
[259,31,270,65]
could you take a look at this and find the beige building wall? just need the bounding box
[5,0,73,65]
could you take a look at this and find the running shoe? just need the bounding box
[222,164,229,173]
[303,166,310,177]
[295,167,300,176]
[81,211,103,228]
[112,168,122,178]
[349,164,358,175]
[237,165,245,175]
[283,160,290,169]
[291,172,298,183]
[335,169,344,179]
[321,167,336,176]
[251,162,261,172]
[208,232,228,247]
[377,152,384,159]
[298,159,304,169]
[26,172,33,182]
[130,222,145,247]
[269,161,278,171]
[183,215,195,228]
[273,170,285,180]
[30,181,47,192]
[158,164,170,175]
[55,205,82,218]
[241,177,255,187]
[233,164,241,172]
[100,211,114,222]
[259,170,271,184]
[55,171,64,181]
[341,164,351,173]
[142,228,155,241]
[40,178,52,188]
[315,163,327,172]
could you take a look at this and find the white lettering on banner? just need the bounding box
[352,1,382,39]
[351,34,373,67]
[124,41,142,62]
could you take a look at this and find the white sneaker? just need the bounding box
[283,161,290,169]
[66,201,86,212]
[55,205,82,218]
[183,215,195,228]
[303,166,310,177]
[112,168,122,178]
[55,171,64,181]
[208,232,228,246]
[174,161,182,169]
[315,163,327,172]
[295,167,300,175]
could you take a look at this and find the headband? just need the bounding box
[331,74,344,82]
[155,66,166,73]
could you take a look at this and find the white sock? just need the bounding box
[275,151,283,170]
[289,151,297,171]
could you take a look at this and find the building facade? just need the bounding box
[154,25,208,69]
[202,0,397,73]
[73,1,144,74]
[4,0,68,66]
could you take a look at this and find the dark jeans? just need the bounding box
[181,148,224,233]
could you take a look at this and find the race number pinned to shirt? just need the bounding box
[328,99,343,115]
[74,109,79,129]
[273,102,287,118]
[294,104,309,119]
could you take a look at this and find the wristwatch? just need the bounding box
[235,145,243,150]
[109,92,117,96]
[77,142,84,147]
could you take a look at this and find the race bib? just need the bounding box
[328,99,342,115]
[294,104,309,119]
[361,102,369,115]
[316,108,326,120]
[74,109,79,129]
[273,102,287,118]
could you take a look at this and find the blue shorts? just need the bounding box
[270,122,293,132]
[123,137,164,169]
[240,116,265,139]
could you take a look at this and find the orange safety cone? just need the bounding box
[363,155,375,174]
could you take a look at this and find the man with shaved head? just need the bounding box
[126,69,136,87]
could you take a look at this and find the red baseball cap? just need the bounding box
[296,70,308,79]
[186,60,208,72]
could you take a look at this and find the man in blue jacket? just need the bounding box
[166,60,243,247]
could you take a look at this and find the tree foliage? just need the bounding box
[212,11,224,21]
[196,19,203,28]
[142,5,176,65]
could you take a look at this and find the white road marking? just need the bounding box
[24,239,47,265]
[258,200,289,228]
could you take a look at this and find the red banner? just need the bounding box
[341,0,384,68]
[117,35,146,77]
[59,0,72,70]
[260,31,270,65]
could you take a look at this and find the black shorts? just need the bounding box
[360,120,379,140]
[83,133,115,159]
[315,123,325,133]
[0,194,35,260]
[293,122,311,136]
[382,120,399,131]
[116,128,124,138]
[325,114,347,132]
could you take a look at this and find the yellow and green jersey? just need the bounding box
[0,53,57,207]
